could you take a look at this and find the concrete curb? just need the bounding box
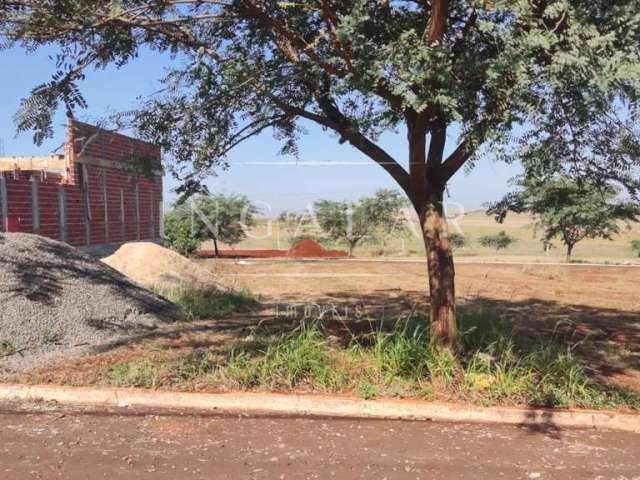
[0,384,638,433]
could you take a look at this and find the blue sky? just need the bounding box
[0,45,520,215]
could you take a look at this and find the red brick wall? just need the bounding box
[0,120,163,248]
[72,120,161,168]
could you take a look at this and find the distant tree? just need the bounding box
[632,240,640,257]
[192,194,259,256]
[489,177,640,262]
[163,207,201,256]
[164,194,258,255]
[314,189,407,257]
[479,231,514,253]
[278,211,311,246]
[448,233,467,250]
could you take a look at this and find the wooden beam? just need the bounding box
[75,154,163,177]
[0,155,67,172]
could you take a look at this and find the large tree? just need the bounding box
[2,0,639,347]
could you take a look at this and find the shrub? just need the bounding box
[632,240,640,257]
[448,232,467,249]
[163,209,201,255]
[164,194,259,256]
[0,339,16,357]
[479,231,515,252]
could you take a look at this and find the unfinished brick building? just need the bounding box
[0,119,163,250]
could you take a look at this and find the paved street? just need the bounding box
[1,403,639,479]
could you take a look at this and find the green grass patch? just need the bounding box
[225,323,338,390]
[217,311,640,409]
[96,309,640,410]
[104,359,162,388]
[156,283,259,320]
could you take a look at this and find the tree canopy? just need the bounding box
[314,189,407,256]
[2,1,638,198]
[164,193,258,255]
[489,176,640,260]
[2,0,639,346]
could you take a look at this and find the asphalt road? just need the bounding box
[1,403,639,480]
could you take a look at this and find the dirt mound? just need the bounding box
[288,239,347,258]
[103,242,221,289]
[288,238,325,257]
[0,233,178,373]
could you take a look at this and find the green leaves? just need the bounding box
[3,0,639,200]
[164,193,259,255]
[490,175,640,258]
[314,189,407,255]
[479,231,514,252]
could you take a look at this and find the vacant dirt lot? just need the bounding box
[213,258,640,315]
[212,258,640,387]
[15,258,640,396]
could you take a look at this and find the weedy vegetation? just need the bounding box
[154,283,259,321]
[99,309,640,410]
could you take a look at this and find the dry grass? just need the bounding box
[210,211,640,262]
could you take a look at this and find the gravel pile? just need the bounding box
[0,233,179,373]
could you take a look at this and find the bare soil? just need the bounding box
[1,401,639,480]
[12,258,640,394]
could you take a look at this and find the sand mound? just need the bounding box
[0,233,178,373]
[103,242,221,289]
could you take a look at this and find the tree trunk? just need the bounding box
[565,243,574,263]
[348,242,355,258]
[213,236,220,257]
[420,193,457,349]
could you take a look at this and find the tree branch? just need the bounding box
[308,91,411,196]
[424,0,448,43]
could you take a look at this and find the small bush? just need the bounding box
[449,233,467,249]
[163,210,201,255]
[157,284,258,321]
[0,339,16,357]
[632,240,640,257]
[479,231,515,252]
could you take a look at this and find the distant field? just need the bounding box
[206,210,640,263]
